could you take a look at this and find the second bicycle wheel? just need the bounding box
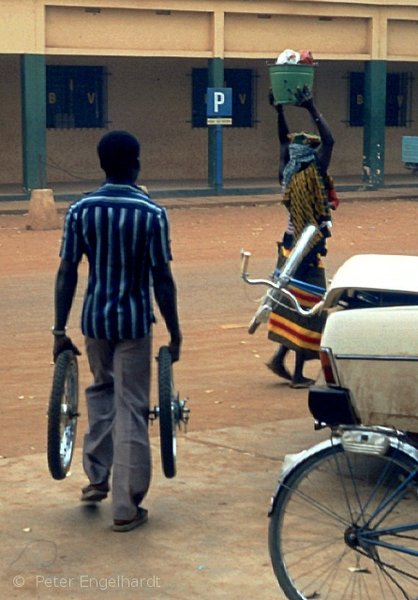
[47,350,79,480]
[157,345,177,478]
[269,441,418,599]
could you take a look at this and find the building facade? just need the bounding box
[1,0,418,191]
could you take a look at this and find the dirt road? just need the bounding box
[1,197,417,459]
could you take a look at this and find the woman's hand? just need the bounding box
[294,85,314,110]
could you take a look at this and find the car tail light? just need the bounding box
[319,347,340,386]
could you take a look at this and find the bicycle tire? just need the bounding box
[269,441,418,599]
[47,350,79,480]
[157,345,176,478]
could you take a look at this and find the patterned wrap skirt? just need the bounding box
[267,242,327,360]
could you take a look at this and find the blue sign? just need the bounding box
[192,69,253,128]
[207,87,232,117]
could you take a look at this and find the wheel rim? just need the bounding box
[48,350,79,479]
[59,359,78,470]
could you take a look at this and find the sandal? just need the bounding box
[80,481,109,502]
[113,507,149,532]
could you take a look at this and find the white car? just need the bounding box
[309,253,418,433]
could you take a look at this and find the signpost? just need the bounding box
[207,87,232,191]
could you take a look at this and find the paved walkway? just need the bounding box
[1,418,328,599]
[1,178,418,215]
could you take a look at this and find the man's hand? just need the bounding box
[294,85,314,109]
[53,335,81,363]
[168,334,182,363]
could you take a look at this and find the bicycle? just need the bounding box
[241,225,418,599]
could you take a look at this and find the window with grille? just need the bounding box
[46,66,107,129]
[349,72,409,127]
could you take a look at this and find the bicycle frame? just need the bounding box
[241,224,325,317]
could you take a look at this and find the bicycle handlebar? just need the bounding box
[241,224,325,317]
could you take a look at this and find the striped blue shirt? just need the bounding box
[59,183,172,340]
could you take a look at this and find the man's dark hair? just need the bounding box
[97,131,140,178]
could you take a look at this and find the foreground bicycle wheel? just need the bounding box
[47,350,79,480]
[269,442,418,599]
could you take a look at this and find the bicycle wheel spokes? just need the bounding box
[269,443,418,599]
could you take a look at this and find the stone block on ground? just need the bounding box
[26,188,61,230]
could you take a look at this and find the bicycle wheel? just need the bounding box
[269,441,418,599]
[47,350,79,480]
[157,345,176,479]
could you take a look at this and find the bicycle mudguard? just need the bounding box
[268,438,338,516]
[268,430,418,517]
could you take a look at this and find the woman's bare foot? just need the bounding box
[290,376,315,389]
[266,358,292,381]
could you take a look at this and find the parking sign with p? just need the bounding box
[207,87,232,124]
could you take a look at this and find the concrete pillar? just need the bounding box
[21,54,47,192]
[362,61,386,189]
